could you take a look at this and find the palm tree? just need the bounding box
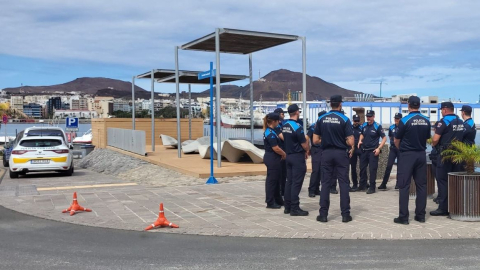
[441,141,480,174]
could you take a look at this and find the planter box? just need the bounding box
[448,172,480,221]
[409,163,435,199]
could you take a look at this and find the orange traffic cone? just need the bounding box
[144,203,179,230]
[62,192,92,216]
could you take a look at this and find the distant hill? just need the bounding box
[3,70,362,101]
[196,69,361,101]
[4,77,150,99]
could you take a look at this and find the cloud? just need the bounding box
[1,0,479,101]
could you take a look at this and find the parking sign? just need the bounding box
[66,117,79,131]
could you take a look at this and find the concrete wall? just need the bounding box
[91,118,203,148]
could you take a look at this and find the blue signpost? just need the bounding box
[198,62,218,184]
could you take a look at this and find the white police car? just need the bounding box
[9,136,74,178]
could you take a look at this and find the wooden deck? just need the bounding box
[107,145,312,178]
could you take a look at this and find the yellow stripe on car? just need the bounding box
[13,157,68,163]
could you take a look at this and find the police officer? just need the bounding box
[358,110,387,194]
[349,115,362,192]
[393,96,431,224]
[430,102,464,216]
[313,95,354,223]
[282,104,310,216]
[273,108,287,196]
[460,105,476,146]
[378,113,402,190]
[263,113,286,209]
[308,111,326,197]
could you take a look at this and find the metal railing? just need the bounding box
[203,126,249,140]
[107,128,146,156]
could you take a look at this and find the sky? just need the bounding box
[1,0,479,103]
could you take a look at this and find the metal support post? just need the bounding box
[151,70,155,152]
[175,46,182,158]
[249,53,254,143]
[188,84,192,140]
[215,28,222,167]
[302,36,307,134]
[132,76,135,130]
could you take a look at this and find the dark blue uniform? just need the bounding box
[263,127,284,207]
[307,123,322,194]
[434,114,464,213]
[463,118,476,146]
[395,112,431,221]
[274,121,287,196]
[359,122,385,189]
[380,124,400,187]
[350,125,362,188]
[282,119,307,211]
[314,110,353,217]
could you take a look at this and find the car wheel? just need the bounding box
[9,170,18,179]
[64,163,74,176]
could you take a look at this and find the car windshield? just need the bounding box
[19,139,63,147]
[26,130,64,137]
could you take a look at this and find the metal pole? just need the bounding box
[215,28,222,167]
[132,76,135,130]
[175,46,181,158]
[249,53,254,143]
[188,84,192,140]
[301,36,307,134]
[151,70,155,152]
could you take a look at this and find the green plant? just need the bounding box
[441,141,480,174]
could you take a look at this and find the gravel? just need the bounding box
[77,148,265,187]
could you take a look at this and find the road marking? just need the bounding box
[37,183,138,191]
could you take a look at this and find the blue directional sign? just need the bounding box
[198,69,216,80]
[66,117,79,131]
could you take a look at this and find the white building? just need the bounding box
[10,96,24,112]
[54,110,98,119]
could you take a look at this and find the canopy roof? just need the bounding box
[136,69,248,84]
[180,28,300,54]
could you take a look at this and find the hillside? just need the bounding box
[4,77,149,98]
[197,69,361,101]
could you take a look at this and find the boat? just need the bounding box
[220,94,265,129]
[72,129,92,144]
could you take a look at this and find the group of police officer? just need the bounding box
[263,94,477,224]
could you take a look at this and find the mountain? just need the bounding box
[3,77,150,98]
[197,69,361,101]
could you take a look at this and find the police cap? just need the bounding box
[287,104,300,114]
[440,102,454,109]
[318,110,327,117]
[408,96,421,107]
[330,95,343,103]
[273,108,285,114]
[460,105,472,113]
[366,110,375,117]
[394,113,403,119]
[353,115,360,121]
[266,113,280,121]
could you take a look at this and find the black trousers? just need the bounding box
[319,149,351,217]
[436,155,462,212]
[359,150,379,189]
[380,147,399,186]
[285,152,307,210]
[397,151,427,220]
[349,148,361,186]
[280,159,287,196]
[308,147,322,193]
[263,152,283,206]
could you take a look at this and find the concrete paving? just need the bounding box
[1,168,479,240]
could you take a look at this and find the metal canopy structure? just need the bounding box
[176,28,307,168]
[181,28,299,54]
[133,69,247,154]
[136,69,247,84]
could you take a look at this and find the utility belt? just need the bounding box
[434,144,447,154]
[361,145,379,153]
[324,146,349,154]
